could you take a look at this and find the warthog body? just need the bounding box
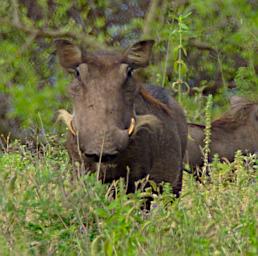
[185,96,258,171]
[56,40,187,196]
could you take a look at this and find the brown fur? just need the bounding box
[185,97,258,173]
[139,87,173,115]
[212,101,255,130]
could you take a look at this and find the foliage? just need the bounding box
[235,67,258,101]
[0,1,257,254]
[171,12,191,104]
[0,139,257,255]
[0,0,257,135]
[202,94,213,176]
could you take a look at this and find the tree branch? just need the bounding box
[188,39,217,54]
[142,0,159,38]
[1,16,108,50]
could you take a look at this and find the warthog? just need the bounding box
[56,39,187,196]
[185,96,258,173]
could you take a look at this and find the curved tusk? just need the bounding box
[128,117,136,136]
[68,120,76,136]
[57,109,76,136]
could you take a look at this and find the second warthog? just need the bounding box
[185,96,258,173]
[56,39,187,196]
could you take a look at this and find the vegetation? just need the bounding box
[0,139,257,255]
[0,0,257,135]
[0,0,257,255]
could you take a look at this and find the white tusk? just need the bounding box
[57,109,76,136]
[128,117,136,136]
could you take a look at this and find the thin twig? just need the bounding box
[97,133,105,181]
[188,39,217,54]
[142,0,159,38]
[0,17,107,50]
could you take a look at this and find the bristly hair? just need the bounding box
[139,87,172,115]
[212,100,256,130]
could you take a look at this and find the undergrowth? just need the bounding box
[0,139,257,255]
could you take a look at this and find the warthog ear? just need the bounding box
[55,39,82,69]
[229,96,247,107]
[124,40,155,68]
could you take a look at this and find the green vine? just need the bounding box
[171,12,191,104]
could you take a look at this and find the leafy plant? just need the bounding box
[202,94,213,178]
[0,139,256,255]
[235,67,258,101]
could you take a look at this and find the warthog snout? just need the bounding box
[85,153,118,163]
[80,127,129,163]
[58,110,161,163]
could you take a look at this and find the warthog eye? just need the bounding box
[74,66,81,80]
[126,66,134,77]
[69,66,81,80]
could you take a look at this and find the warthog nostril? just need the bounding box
[85,153,118,163]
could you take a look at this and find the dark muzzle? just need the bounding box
[85,153,118,163]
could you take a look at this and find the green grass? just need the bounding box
[0,139,257,256]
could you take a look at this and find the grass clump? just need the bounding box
[0,139,257,255]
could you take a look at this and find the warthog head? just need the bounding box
[56,39,159,162]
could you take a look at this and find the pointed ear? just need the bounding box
[55,39,82,69]
[124,40,155,68]
[229,96,247,107]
